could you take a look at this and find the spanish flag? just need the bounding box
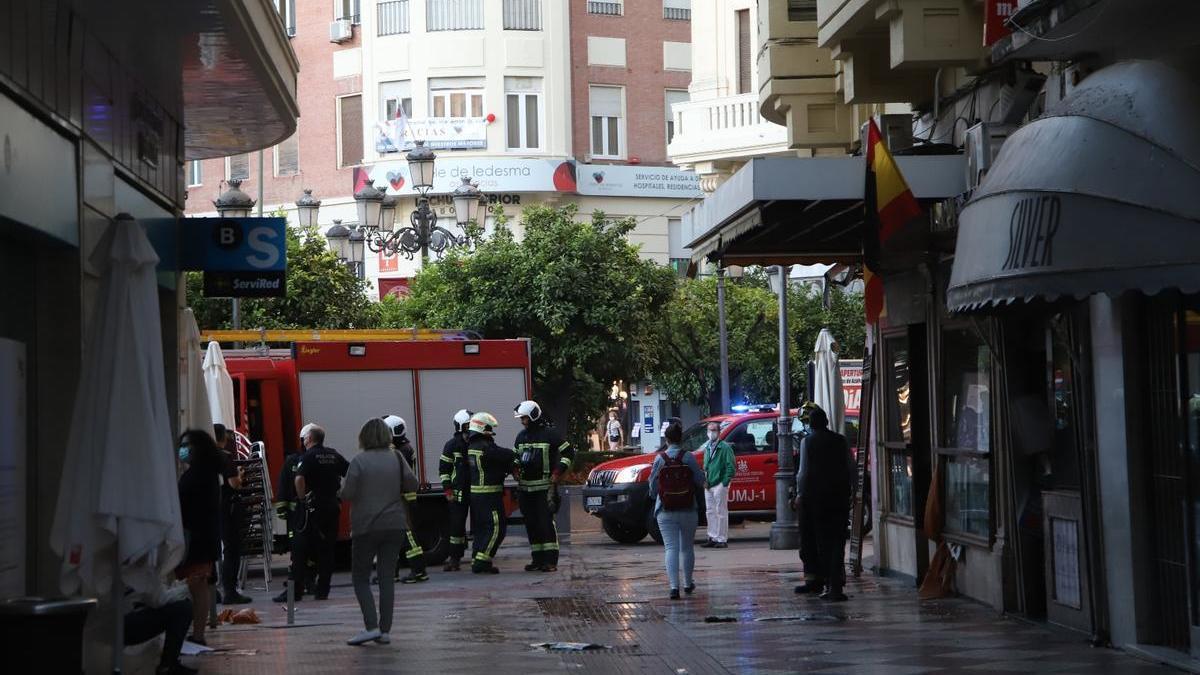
[864,117,921,252]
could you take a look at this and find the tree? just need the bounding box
[646,275,864,414]
[187,224,378,330]
[383,204,677,445]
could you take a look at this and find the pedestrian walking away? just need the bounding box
[175,429,222,645]
[606,410,623,451]
[466,412,519,574]
[340,417,421,646]
[272,426,308,603]
[439,409,473,571]
[701,421,735,549]
[293,424,349,600]
[793,406,855,601]
[514,400,575,572]
[214,423,252,605]
[384,415,428,583]
[648,418,705,599]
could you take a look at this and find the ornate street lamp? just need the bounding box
[213,179,255,218]
[354,141,484,262]
[325,219,351,260]
[296,189,321,229]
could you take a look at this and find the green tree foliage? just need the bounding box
[187,224,378,330]
[383,204,677,444]
[646,275,864,413]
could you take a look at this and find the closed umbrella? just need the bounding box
[181,309,214,437]
[203,340,235,428]
[48,214,185,672]
[812,328,844,436]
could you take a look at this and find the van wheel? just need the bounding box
[602,517,647,544]
[646,510,664,545]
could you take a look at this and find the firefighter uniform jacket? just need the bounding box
[514,424,574,492]
[274,452,302,520]
[438,433,470,495]
[467,434,518,493]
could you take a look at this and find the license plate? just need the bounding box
[585,496,603,508]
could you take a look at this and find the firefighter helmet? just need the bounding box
[513,400,541,421]
[799,401,820,423]
[453,409,473,433]
[468,411,499,435]
[382,415,406,438]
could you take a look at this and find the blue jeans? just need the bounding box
[656,509,698,590]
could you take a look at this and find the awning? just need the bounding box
[683,155,965,269]
[948,60,1200,311]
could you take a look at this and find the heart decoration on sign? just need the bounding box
[593,172,605,184]
[387,171,405,190]
[453,125,464,134]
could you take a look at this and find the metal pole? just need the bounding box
[769,264,799,550]
[419,198,431,265]
[717,267,731,414]
[286,579,295,625]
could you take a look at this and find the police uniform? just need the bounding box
[438,431,471,569]
[294,444,348,599]
[394,438,428,582]
[515,423,574,571]
[467,433,517,573]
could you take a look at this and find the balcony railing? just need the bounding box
[378,0,410,35]
[667,93,789,164]
[427,0,484,31]
[664,7,690,21]
[587,1,622,16]
[503,0,541,30]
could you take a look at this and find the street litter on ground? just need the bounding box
[530,642,612,651]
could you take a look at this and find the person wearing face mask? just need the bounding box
[175,430,222,645]
[700,421,736,549]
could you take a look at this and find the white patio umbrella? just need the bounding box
[203,340,235,428]
[181,309,214,438]
[48,214,185,672]
[812,328,844,436]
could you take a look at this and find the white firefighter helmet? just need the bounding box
[469,411,499,435]
[453,409,473,431]
[382,415,406,438]
[513,400,541,421]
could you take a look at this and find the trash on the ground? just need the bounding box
[531,642,612,651]
[181,641,213,656]
[443,613,461,620]
[676,669,689,674]
[754,614,840,622]
[703,616,738,623]
[232,608,261,624]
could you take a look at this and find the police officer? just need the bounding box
[383,415,428,584]
[466,412,518,574]
[513,401,574,573]
[272,422,309,600]
[293,424,348,600]
[438,409,473,571]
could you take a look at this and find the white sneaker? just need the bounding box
[375,632,390,644]
[348,629,382,646]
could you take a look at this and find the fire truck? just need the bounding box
[203,330,532,565]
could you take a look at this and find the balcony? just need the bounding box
[377,0,410,36]
[588,1,623,16]
[667,93,790,170]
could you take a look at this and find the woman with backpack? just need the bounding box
[648,418,705,599]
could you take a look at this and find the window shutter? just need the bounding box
[737,10,751,95]
[589,86,622,118]
[340,95,363,168]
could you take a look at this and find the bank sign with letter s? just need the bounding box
[182,217,288,298]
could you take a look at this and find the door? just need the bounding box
[724,418,777,510]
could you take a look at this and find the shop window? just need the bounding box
[938,326,993,539]
[882,336,914,517]
[943,455,990,538]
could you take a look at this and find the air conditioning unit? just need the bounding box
[878,114,914,153]
[964,122,1017,190]
[329,19,352,43]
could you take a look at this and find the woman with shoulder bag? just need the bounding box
[339,417,419,646]
[647,418,705,599]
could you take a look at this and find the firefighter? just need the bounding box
[293,424,349,600]
[271,425,308,603]
[383,415,428,584]
[438,409,473,571]
[513,401,574,572]
[466,412,518,574]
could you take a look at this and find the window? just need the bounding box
[883,336,914,517]
[377,0,410,35]
[227,154,249,181]
[336,0,361,23]
[663,0,690,21]
[726,420,776,455]
[788,0,817,21]
[736,9,751,94]
[427,0,483,31]
[589,85,624,159]
[276,0,296,36]
[664,89,688,145]
[430,77,484,118]
[587,1,622,16]
[503,0,541,30]
[938,326,992,539]
[186,160,202,187]
[338,94,364,168]
[275,133,299,176]
[380,81,412,121]
[505,77,541,151]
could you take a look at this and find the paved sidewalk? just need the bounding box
[189,526,1175,674]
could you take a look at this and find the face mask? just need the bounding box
[707,431,718,442]
[178,446,190,463]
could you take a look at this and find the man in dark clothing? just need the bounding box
[792,407,855,601]
[513,400,574,572]
[465,412,519,574]
[271,427,307,603]
[384,414,428,584]
[123,587,195,675]
[439,409,473,571]
[294,424,349,600]
[214,424,252,605]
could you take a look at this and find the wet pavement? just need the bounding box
[185,523,1176,674]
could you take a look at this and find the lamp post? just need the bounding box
[354,141,484,263]
[296,188,321,229]
[715,263,744,413]
[767,264,799,550]
[323,219,365,279]
[214,179,257,330]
